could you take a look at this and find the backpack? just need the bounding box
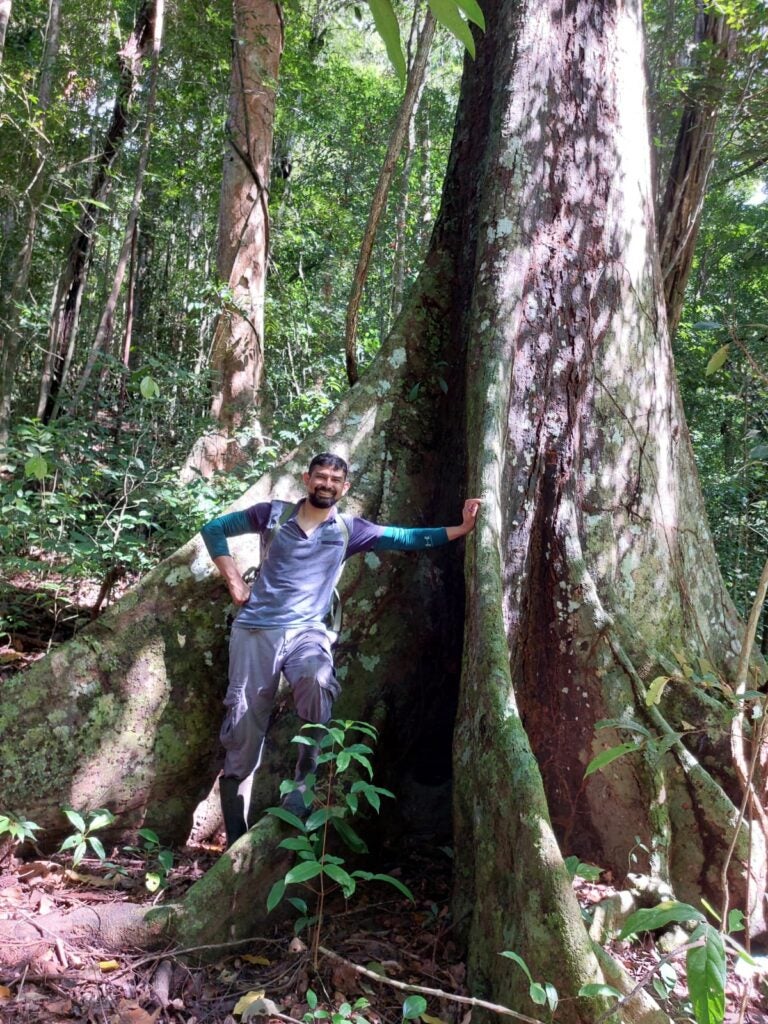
[242,501,350,642]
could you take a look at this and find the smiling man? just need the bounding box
[201,452,481,846]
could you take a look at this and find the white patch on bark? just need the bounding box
[389,347,407,368]
[166,566,193,586]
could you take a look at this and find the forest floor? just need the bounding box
[1,580,767,1023]
[0,839,766,1024]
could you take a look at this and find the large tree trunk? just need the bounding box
[36,0,156,424]
[1,0,765,1015]
[181,0,283,481]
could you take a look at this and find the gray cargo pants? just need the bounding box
[221,625,340,780]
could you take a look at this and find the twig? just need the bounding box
[108,935,282,978]
[317,946,545,1024]
[594,938,705,1024]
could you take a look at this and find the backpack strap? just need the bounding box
[326,513,350,643]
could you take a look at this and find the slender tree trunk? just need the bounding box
[389,7,428,323]
[69,0,165,414]
[0,0,11,61]
[180,0,284,481]
[0,0,61,442]
[36,0,156,424]
[344,8,435,386]
[656,4,736,342]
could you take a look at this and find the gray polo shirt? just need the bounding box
[201,500,449,630]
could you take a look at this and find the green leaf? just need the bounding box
[267,878,286,912]
[546,984,562,1014]
[453,0,485,30]
[336,751,351,771]
[578,983,622,999]
[305,807,344,831]
[727,909,745,933]
[584,742,640,777]
[139,375,160,399]
[72,840,87,866]
[88,809,115,830]
[645,675,671,706]
[367,0,406,82]
[285,860,323,885]
[692,321,723,330]
[266,805,307,832]
[748,444,768,462]
[138,828,160,844]
[429,0,476,56]
[332,818,369,854]
[402,996,427,1019]
[145,871,161,892]
[324,864,356,897]
[687,924,726,1024]
[306,989,318,1010]
[62,807,86,832]
[595,718,652,738]
[280,836,314,852]
[24,454,49,480]
[158,850,173,872]
[529,983,547,1006]
[618,901,704,939]
[499,951,533,983]
[88,836,106,860]
[353,871,414,901]
[705,345,730,375]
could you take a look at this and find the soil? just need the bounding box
[0,840,766,1024]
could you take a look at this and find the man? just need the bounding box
[201,452,481,846]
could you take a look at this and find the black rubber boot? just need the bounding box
[281,725,321,819]
[219,773,254,847]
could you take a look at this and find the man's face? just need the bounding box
[303,465,350,508]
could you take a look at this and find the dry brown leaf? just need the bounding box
[44,998,74,1014]
[241,954,271,966]
[17,860,63,882]
[0,985,12,1000]
[100,959,120,971]
[116,997,159,1024]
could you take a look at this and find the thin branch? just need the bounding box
[317,946,545,1024]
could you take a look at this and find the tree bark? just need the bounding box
[36,0,156,424]
[68,0,165,413]
[180,0,284,481]
[656,4,736,342]
[1,0,765,1015]
[0,0,11,62]
[389,7,429,324]
[0,0,61,442]
[344,8,435,386]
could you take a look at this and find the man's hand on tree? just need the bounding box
[446,499,482,540]
[461,498,482,533]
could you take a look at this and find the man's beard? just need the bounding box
[307,489,338,509]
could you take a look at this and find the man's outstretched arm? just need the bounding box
[363,499,482,553]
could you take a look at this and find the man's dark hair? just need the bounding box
[308,452,348,477]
